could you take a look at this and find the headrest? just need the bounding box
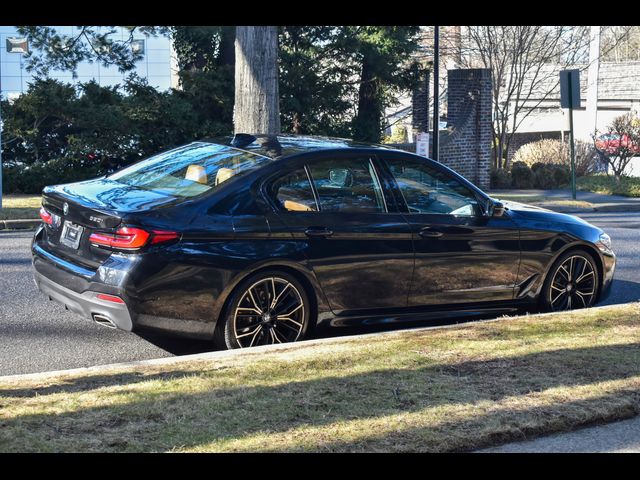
[328,168,353,188]
[215,167,235,185]
[185,165,208,185]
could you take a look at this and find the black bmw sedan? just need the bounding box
[32,134,616,349]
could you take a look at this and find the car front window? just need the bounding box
[385,157,480,216]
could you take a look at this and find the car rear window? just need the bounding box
[108,142,270,198]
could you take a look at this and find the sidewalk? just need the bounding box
[488,189,640,213]
[478,415,640,453]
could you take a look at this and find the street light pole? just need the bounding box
[432,25,440,162]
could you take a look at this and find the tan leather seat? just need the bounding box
[284,200,314,212]
[185,165,208,185]
[215,167,235,185]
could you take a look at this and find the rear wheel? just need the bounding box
[541,250,599,312]
[215,271,312,349]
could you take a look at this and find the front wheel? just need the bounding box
[541,250,600,312]
[215,271,312,349]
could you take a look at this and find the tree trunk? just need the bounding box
[233,26,280,134]
[353,54,382,143]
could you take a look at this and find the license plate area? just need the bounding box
[60,221,84,250]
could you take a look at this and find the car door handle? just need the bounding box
[418,227,444,239]
[305,227,334,238]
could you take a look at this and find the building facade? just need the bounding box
[0,26,177,101]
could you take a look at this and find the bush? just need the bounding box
[2,157,102,194]
[531,162,571,189]
[490,167,512,189]
[513,139,567,167]
[510,161,535,189]
[512,138,599,177]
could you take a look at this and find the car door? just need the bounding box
[378,153,521,307]
[267,152,415,314]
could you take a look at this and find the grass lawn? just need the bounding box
[0,195,41,220]
[1,302,640,452]
[491,193,594,211]
[577,175,640,197]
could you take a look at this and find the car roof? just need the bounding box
[198,133,402,159]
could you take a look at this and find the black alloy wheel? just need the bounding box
[217,271,312,349]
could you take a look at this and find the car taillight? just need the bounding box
[89,227,179,250]
[39,207,53,225]
[96,293,125,304]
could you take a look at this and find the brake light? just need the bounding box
[39,207,53,225]
[89,227,179,250]
[150,230,180,244]
[96,293,125,304]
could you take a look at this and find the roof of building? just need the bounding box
[201,134,399,159]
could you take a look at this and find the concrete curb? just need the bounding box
[1,302,635,384]
[0,219,40,230]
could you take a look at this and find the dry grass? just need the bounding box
[0,195,41,220]
[1,303,640,452]
[495,195,595,211]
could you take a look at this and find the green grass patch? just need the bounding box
[493,194,594,211]
[0,195,41,220]
[577,174,640,197]
[1,303,640,452]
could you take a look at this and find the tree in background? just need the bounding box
[278,26,355,137]
[171,26,235,137]
[594,113,640,182]
[457,26,591,169]
[346,26,424,143]
[15,26,169,76]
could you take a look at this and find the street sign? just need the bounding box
[415,132,430,158]
[560,69,580,199]
[560,69,580,109]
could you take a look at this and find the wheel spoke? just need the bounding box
[279,316,303,328]
[247,289,263,314]
[236,326,261,339]
[270,282,291,310]
[248,326,263,347]
[576,271,594,283]
[551,290,566,306]
[282,303,303,318]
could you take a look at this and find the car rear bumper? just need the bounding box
[31,231,215,339]
[33,270,133,331]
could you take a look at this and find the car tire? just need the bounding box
[214,270,313,350]
[540,249,600,312]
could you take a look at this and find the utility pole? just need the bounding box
[584,26,601,142]
[432,25,440,161]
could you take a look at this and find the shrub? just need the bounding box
[490,167,512,189]
[512,138,599,177]
[531,162,571,189]
[510,161,534,189]
[2,157,102,194]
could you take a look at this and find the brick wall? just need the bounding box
[438,68,492,190]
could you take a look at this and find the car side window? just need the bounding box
[271,168,318,212]
[306,157,387,213]
[384,157,480,216]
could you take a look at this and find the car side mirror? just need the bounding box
[488,200,506,217]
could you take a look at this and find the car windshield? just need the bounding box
[108,142,270,198]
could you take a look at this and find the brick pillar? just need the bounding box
[411,69,430,138]
[440,68,492,190]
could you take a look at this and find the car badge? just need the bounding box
[63,202,69,215]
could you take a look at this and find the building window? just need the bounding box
[131,39,145,55]
[6,37,29,54]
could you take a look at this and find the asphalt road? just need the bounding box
[1,212,639,376]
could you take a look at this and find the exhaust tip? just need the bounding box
[93,314,117,329]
